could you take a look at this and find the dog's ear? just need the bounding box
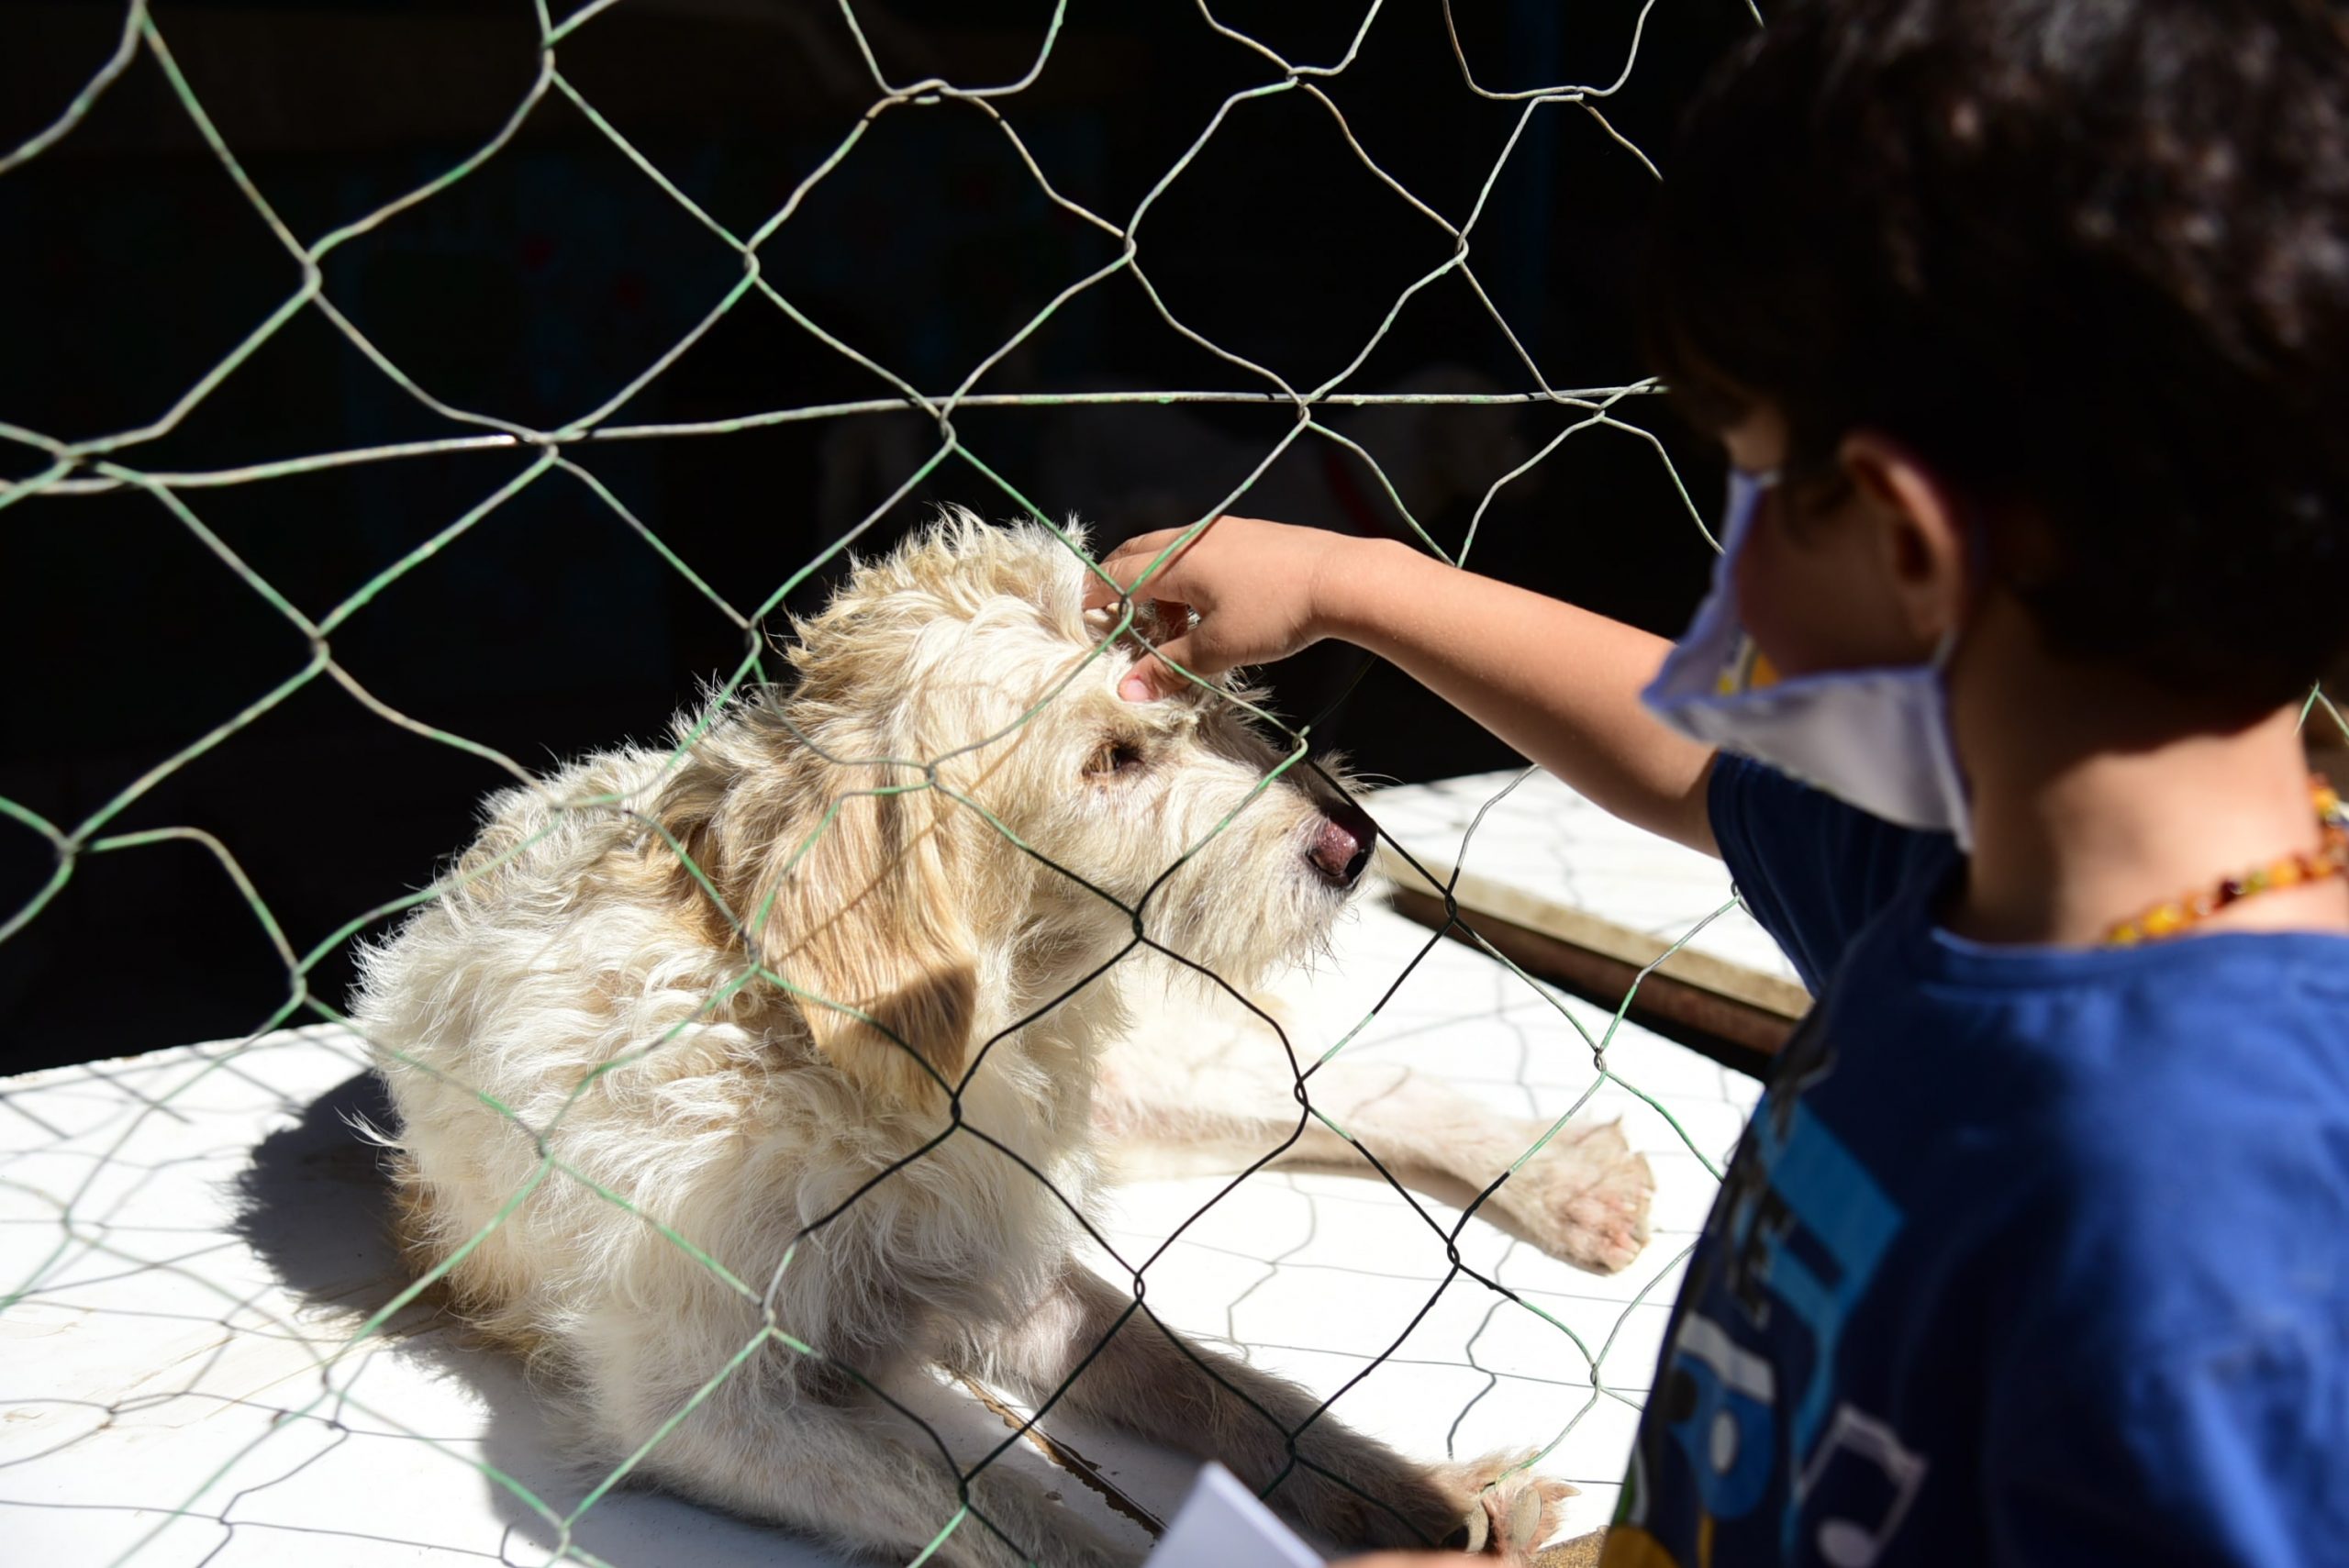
[753,770,981,1108]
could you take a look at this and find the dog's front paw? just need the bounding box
[1508,1118,1654,1274]
[1431,1451,1576,1561]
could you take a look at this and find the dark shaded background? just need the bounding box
[0,0,1754,1073]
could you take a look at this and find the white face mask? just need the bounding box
[1642,469,1974,850]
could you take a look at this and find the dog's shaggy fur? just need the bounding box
[351,516,1649,1567]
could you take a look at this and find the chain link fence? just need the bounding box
[0,3,1809,1563]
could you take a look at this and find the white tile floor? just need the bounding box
[0,773,1783,1568]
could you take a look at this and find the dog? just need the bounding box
[350,512,1649,1567]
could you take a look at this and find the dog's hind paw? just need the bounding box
[1510,1118,1654,1274]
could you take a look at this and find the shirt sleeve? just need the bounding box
[1985,1320,2348,1567]
[1705,751,1955,993]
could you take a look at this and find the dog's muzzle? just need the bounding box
[1306,801,1378,888]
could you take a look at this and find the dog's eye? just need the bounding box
[1085,739,1147,780]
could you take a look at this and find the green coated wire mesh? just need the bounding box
[0,2,2069,1564]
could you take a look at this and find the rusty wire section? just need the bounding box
[0,4,1781,1564]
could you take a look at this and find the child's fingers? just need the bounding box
[1083,529,1194,606]
[1119,629,1205,701]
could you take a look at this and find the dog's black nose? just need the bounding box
[1307,800,1378,887]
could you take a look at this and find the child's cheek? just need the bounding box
[1731,517,1822,678]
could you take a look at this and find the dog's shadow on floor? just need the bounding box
[229,1072,851,1568]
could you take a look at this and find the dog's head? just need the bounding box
[687,509,1375,1106]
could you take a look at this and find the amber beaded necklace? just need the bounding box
[2104,775,2349,945]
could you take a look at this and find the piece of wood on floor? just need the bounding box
[1369,770,1809,1065]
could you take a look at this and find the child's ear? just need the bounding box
[1841,430,1973,649]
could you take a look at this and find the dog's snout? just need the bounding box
[1307,801,1377,888]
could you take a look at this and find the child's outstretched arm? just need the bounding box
[1085,517,1720,856]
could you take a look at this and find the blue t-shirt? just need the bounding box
[1605,755,2349,1568]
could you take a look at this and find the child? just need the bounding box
[1083,1,2349,1562]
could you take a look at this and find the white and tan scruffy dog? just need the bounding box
[351,513,1651,1568]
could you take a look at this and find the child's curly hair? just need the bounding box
[1639,0,2349,716]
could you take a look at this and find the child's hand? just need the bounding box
[1083,516,1363,701]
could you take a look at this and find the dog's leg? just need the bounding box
[609,1365,1139,1568]
[958,1265,1572,1562]
[1098,1032,1653,1273]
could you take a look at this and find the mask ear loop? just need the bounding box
[1927,626,1964,673]
[1715,467,1779,556]
[1928,507,1995,849]
[1927,506,1995,674]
